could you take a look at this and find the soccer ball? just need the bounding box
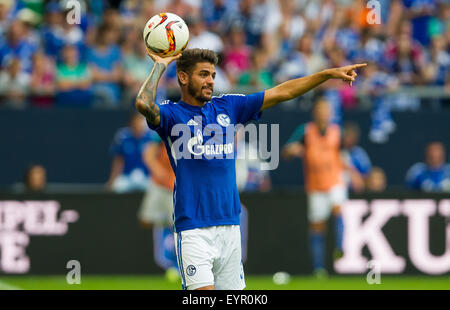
[143,12,189,57]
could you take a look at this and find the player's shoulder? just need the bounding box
[115,127,132,141]
[212,93,246,103]
[158,99,176,107]
[352,145,369,156]
[443,164,450,174]
[406,162,427,178]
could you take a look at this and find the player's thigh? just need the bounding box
[329,184,348,214]
[307,191,332,223]
[214,226,246,290]
[138,182,172,226]
[174,228,217,290]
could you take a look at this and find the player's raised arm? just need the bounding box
[261,63,367,111]
[135,52,181,127]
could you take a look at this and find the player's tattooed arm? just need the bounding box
[135,62,166,127]
[136,52,182,127]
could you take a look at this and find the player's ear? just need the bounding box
[178,71,189,86]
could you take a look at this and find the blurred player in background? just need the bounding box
[282,99,346,278]
[341,121,372,192]
[406,141,450,192]
[106,112,159,193]
[235,127,272,264]
[138,136,179,282]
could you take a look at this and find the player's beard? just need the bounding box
[188,81,212,103]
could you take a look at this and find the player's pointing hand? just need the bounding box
[325,63,367,87]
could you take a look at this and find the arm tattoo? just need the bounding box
[136,62,166,126]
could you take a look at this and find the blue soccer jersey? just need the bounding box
[406,162,450,192]
[147,92,265,232]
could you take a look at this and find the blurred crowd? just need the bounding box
[0,0,448,112]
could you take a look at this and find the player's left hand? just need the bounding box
[326,63,367,87]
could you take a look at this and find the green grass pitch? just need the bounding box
[0,275,449,290]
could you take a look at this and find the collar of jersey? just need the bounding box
[178,100,209,111]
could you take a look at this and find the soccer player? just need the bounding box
[136,47,365,290]
[282,99,346,278]
[106,112,159,193]
[138,137,179,281]
[406,142,450,192]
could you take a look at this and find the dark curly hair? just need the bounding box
[176,48,218,75]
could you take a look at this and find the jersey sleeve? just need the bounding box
[353,147,372,175]
[110,130,125,157]
[226,92,265,124]
[286,124,306,145]
[405,163,424,190]
[146,101,175,138]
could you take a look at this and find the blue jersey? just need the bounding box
[148,92,265,232]
[110,127,159,176]
[406,162,450,192]
[348,146,372,176]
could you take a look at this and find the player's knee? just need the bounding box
[138,220,153,229]
[332,205,342,216]
[310,221,326,233]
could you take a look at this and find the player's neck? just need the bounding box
[180,92,207,107]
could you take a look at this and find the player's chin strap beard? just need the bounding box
[188,82,210,104]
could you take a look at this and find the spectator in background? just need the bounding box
[87,23,123,108]
[402,0,437,47]
[0,57,30,108]
[278,0,306,53]
[366,167,387,192]
[237,48,273,90]
[123,40,156,107]
[427,2,449,40]
[55,45,92,107]
[0,0,14,37]
[406,142,450,192]
[163,0,196,19]
[224,25,251,85]
[201,0,228,33]
[219,0,259,45]
[0,19,37,73]
[185,15,224,54]
[341,122,372,192]
[424,35,449,87]
[41,1,85,61]
[106,112,159,193]
[16,7,42,47]
[23,164,47,193]
[119,0,144,28]
[360,61,399,144]
[320,46,351,124]
[275,32,327,84]
[30,51,56,108]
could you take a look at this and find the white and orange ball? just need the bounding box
[143,12,189,57]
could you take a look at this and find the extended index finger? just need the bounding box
[349,63,367,70]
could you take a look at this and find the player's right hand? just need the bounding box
[147,50,182,67]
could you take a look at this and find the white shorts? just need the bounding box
[307,184,348,223]
[174,225,245,290]
[138,180,173,227]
